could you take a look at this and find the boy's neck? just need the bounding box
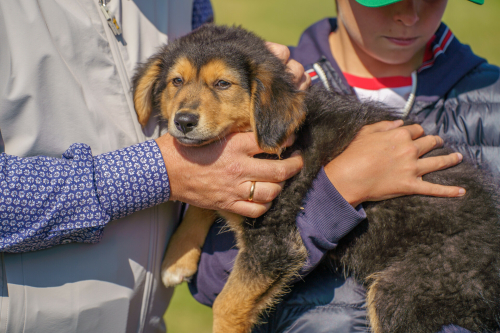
[329,20,426,78]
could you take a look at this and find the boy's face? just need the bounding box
[337,0,448,68]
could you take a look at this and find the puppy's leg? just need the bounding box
[212,255,279,333]
[212,221,307,333]
[161,206,217,287]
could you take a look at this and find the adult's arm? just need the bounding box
[0,133,303,253]
[0,140,169,252]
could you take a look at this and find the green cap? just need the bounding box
[356,0,483,7]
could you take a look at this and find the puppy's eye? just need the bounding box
[172,78,183,87]
[215,80,231,90]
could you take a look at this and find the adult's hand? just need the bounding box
[266,41,311,90]
[155,132,303,218]
[325,120,465,207]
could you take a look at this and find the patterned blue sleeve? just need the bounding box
[192,0,213,30]
[0,140,170,253]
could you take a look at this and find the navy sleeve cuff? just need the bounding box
[296,167,366,271]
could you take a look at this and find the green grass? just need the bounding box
[164,283,213,333]
[164,2,500,332]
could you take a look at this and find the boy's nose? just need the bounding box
[393,0,420,26]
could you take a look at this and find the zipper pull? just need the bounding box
[99,0,122,36]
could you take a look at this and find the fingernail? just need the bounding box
[394,120,404,126]
[291,150,301,157]
[458,188,466,196]
[457,153,463,162]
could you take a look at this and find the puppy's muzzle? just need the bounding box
[174,112,199,134]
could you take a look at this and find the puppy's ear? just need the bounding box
[132,58,163,127]
[250,66,306,155]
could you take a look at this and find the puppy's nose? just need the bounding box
[174,113,199,134]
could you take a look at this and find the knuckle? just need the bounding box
[268,43,290,61]
[226,161,245,179]
[394,128,412,140]
[411,124,425,134]
[427,135,438,147]
[274,167,289,181]
[402,143,419,156]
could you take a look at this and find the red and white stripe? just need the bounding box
[419,27,454,72]
[306,68,319,81]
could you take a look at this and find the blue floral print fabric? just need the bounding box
[0,140,170,252]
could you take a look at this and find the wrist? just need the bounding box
[323,160,366,207]
[155,134,183,202]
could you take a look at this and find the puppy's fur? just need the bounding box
[133,25,500,333]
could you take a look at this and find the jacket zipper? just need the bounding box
[95,3,158,332]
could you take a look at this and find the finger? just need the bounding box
[247,154,304,183]
[412,180,466,198]
[416,152,463,176]
[413,135,444,156]
[281,134,296,148]
[360,120,404,134]
[230,200,272,218]
[297,72,311,91]
[400,123,425,140]
[286,60,306,84]
[240,181,284,203]
[265,41,290,63]
[225,132,265,155]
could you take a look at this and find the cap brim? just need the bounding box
[355,0,400,7]
[355,0,483,7]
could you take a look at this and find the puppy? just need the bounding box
[132,24,500,333]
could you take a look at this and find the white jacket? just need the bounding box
[0,1,193,332]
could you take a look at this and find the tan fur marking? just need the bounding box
[212,223,308,333]
[199,59,240,86]
[167,57,197,84]
[161,206,217,287]
[213,270,275,333]
[161,58,253,144]
[366,274,383,333]
[134,59,162,126]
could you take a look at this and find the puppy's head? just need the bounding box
[132,25,306,154]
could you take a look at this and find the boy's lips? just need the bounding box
[385,36,418,46]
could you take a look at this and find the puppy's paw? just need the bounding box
[161,247,201,287]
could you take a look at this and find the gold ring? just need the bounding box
[248,181,256,202]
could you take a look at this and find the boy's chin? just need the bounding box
[370,48,425,70]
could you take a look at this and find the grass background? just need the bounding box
[164,1,500,332]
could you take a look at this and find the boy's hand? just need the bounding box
[324,120,465,207]
[155,133,303,218]
[266,41,311,90]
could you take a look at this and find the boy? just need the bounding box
[191,0,500,331]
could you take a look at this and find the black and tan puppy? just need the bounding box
[133,25,500,333]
